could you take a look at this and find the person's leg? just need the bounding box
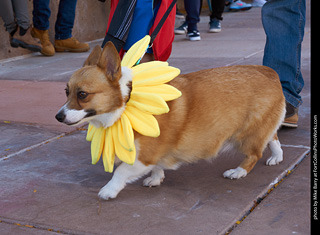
[54,0,89,52]
[184,0,201,32]
[0,0,41,52]
[0,0,18,35]
[209,0,224,33]
[12,0,30,30]
[32,0,51,30]
[55,0,77,40]
[262,0,306,109]
[31,0,55,55]
[210,0,225,21]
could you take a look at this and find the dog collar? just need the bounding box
[86,36,182,172]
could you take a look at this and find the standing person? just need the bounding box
[31,0,90,56]
[184,0,202,41]
[262,0,306,128]
[174,0,201,41]
[174,0,226,39]
[0,0,42,52]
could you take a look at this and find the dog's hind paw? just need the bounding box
[266,139,283,166]
[223,167,247,179]
[143,176,164,187]
[266,154,283,166]
[143,167,165,187]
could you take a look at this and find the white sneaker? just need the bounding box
[252,0,266,7]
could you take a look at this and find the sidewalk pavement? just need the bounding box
[0,5,311,235]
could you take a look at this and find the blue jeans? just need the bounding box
[33,0,77,40]
[262,0,306,108]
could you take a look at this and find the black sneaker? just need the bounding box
[176,10,185,19]
[174,21,188,35]
[187,30,201,41]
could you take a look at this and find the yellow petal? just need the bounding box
[131,61,168,78]
[128,91,169,115]
[117,114,135,151]
[91,127,106,164]
[133,84,182,101]
[124,105,160,137]
[121,35,151,68]
[102,127,115,172]
[112,123,136,165]
[133,66,180,87]
[86,123,96,141]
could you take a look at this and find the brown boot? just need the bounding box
[55,37,90,52]
[282,102,299,128]
[10,26,42,52]
[31,27,55,56]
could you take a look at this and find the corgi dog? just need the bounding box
[55,42,285,200]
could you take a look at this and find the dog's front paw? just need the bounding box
[223,167,247,179]
[98,182,123,200]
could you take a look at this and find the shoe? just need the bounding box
[10,26,42,52]
[209,18,221,33]
[282,102,299,128]
[187,30,201,41]
[174,21,188,35]
[31,27,55,56]
[252,0,266,7]
[229,0,252,11]
[55,37,90,52]
[176,10,185,19]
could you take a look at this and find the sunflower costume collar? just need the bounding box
[86,36,182,173]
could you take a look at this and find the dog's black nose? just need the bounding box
[55,111,66,122]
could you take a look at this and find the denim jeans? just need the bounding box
[262,0,306,108]
[33,0,77,40]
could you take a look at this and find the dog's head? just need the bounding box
[55,42,131,127]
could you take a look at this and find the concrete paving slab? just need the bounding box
[0,40,102,82]
[0,80,78,133]
[170,10,266,75]
[0,53,86,82]
[231,156,310,235]
[0,128,310,235]
[0,3,311,235]
[0,221,61,235]
[0,122,62,158]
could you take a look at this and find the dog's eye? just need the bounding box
[65,88,69,97]
[77,91,88,100]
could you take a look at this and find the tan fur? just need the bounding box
[136,65,285,174]
[60,42,285,178]
[66,43,123,115]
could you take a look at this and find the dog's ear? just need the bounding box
[98,42,122,82]
[83,45,102,67]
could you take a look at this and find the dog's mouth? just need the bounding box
[84,109,97,119]
[55,108,97,126]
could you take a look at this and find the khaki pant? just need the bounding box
[0,0,30,34]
